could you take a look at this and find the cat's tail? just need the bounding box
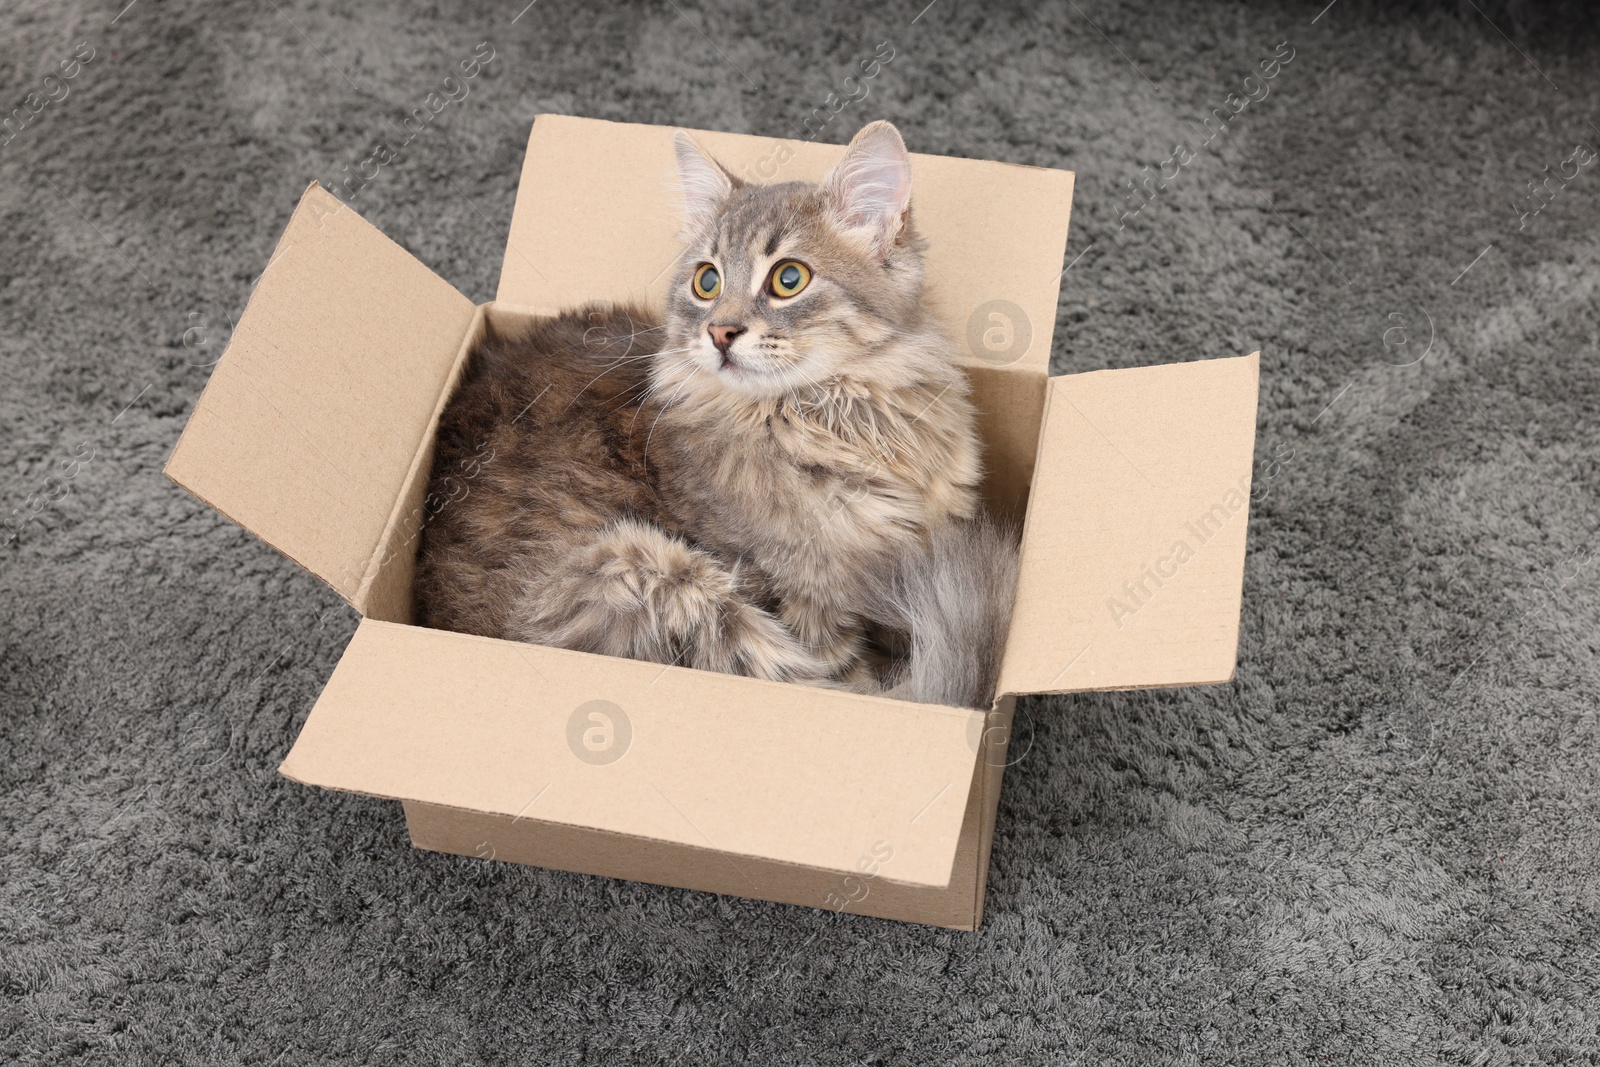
[873,515,1021,709]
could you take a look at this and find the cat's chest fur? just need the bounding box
[657,378,982,610]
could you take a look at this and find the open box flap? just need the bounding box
[997,353,1260,696]
[497,114,1075,379]
[281,619,984,888]
[165,184,477,608]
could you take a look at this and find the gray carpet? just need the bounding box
[3,0,1598,1062]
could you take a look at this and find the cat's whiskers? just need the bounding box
[566,345,700,411]
[642,369,698,464]
[563,352,656,405]
[626,354,700,429]
[588,320,671,346]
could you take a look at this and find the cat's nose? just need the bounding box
[708,324,746,353]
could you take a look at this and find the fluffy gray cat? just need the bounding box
[413,121,1019,707]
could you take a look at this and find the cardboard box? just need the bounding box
[165,115,1259,930]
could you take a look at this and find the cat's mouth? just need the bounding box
[711,351,786,396]
[707,344,808,397]
[717,351,756,379]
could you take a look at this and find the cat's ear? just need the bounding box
[823,121,913,259]
[673,131,737,234]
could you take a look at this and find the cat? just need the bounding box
[413,120,1019,707]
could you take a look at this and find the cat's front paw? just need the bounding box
[693,596,835,685]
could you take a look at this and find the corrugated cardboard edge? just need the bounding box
[393,795,963,890]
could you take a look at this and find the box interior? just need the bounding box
[360,307,1048,630]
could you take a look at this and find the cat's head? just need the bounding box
[664,121,929,399]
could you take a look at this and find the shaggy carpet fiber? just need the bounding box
[3,0,1598,1063]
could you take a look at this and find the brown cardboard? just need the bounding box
[399,695,1017,930]
[280,619,983,888]
[998,354,1260,696]
[165,185,477,608]
[164,114,1260,929]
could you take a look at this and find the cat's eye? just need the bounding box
[769,260,811,298]
[692,263,721,300]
